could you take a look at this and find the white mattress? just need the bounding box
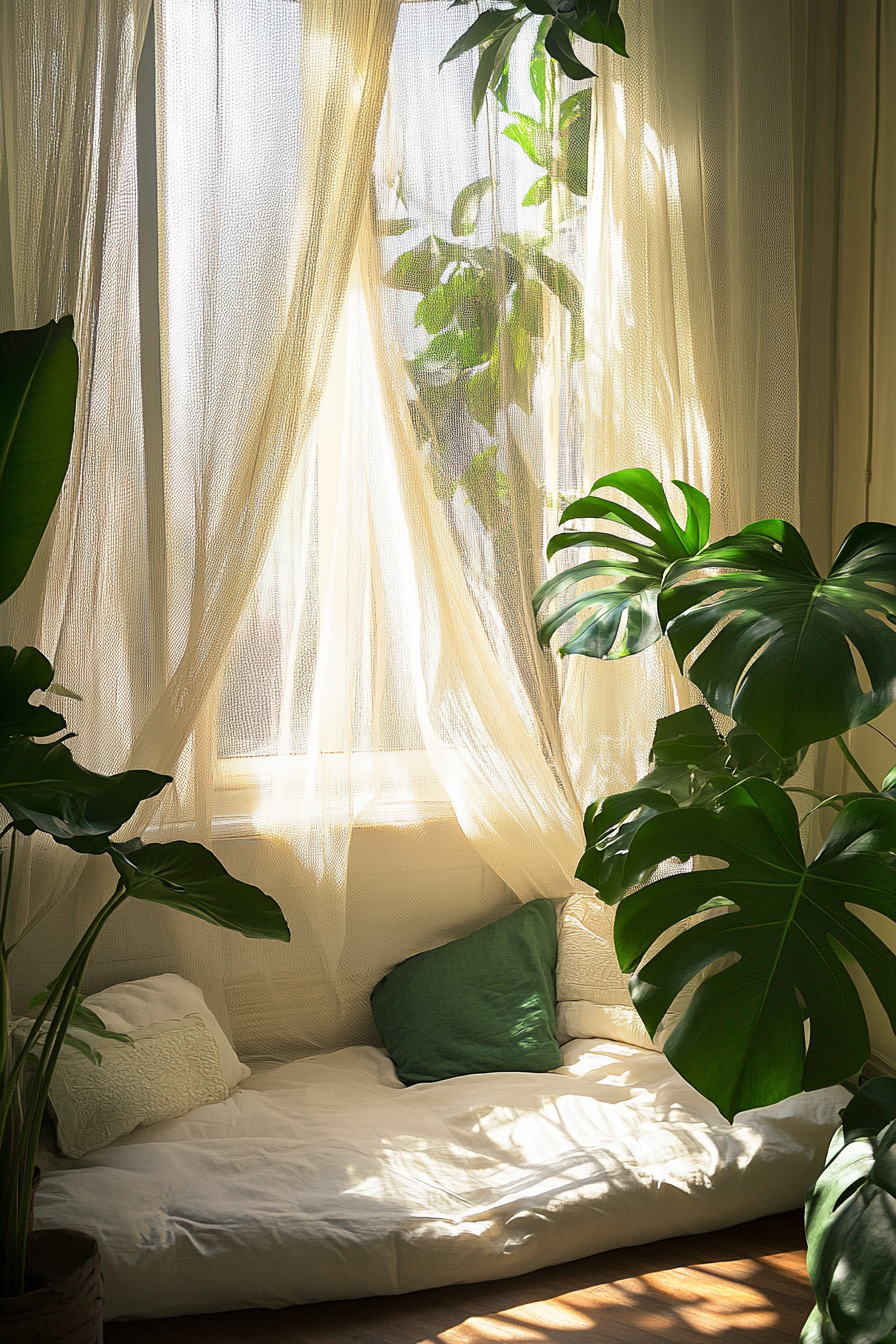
[33,1038,847,1320]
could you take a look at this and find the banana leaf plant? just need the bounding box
[534,467,896,1121]
[0,320,290,1298]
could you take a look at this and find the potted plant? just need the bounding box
[0,318,290,1339]
[534,468,896,1339]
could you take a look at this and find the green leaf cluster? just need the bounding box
[577,704,800,902]
[385,219,581,530]
[381,18,591,536]
[443,1,627,122]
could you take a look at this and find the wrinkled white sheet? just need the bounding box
[34,1039,847,1320]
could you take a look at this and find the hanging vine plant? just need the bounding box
[380,11,595,533]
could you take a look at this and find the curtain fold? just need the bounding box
[1,0,153,969]
[3,0,402,1046]
[562,0,801,814]
[793,0,896,1069]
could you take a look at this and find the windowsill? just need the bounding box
[212,749,456,835]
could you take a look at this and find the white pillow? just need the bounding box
[81,974,250,1090]
[555,999,657,1051]
[555,896,661,1050]
[44,1014,228,1158]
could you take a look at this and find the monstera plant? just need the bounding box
[535,469,896,1341]
[534,468,896,1121]
[0,318,290,1299]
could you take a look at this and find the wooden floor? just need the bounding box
[105,1210,814,1343]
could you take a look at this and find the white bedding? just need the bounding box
[34,1038,847,1321]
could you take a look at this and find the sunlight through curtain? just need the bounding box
[2,0,801,1062]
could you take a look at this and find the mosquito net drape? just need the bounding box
[2,0,800,1062]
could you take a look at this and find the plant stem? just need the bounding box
[0,882,125,1119]
[835,735,878,793]
[868,722,896,751]
[799,795,847,825]
[0,833,13,1086]
[1,880,128,1295]
[0,829,16,951]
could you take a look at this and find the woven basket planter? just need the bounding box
[0,1230,103,1343]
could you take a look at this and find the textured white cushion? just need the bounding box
[46,1014,228,1158]
[555,999,656,1050]
[82,974,250,1090]
[555,895,660,1049]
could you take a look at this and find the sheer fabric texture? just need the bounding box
[2,0,800,1061]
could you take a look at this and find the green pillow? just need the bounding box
[370,898,562,1086]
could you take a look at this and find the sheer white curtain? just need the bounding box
[212,1,803,1056]
[1,0,153,984]
[3,1,802,1062]
[564,0,801,813]
[2,0,402,1047]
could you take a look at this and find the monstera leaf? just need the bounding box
[0,317,78,605]
[803,1079,896,1344]
[577,706,800,901]
[0,646,67,744]
[110,841,290,942]
[0,736,170,847]
[660,519,896,757]
[612,778,896,1120]
[534,469,710,658]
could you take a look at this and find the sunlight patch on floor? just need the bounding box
[427,1258,793,1342]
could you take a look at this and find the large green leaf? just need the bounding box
[577,706,799,900]
[542,0,627,55]
[503,114,552,168]
[559,90,591,195]
[110,841,290,942]
[544,20,595,80]
[613,779,896,1120]
[451,177,494,237]
[0,318,78,605]
[440,7,519,68]
[804,1081,896,1344]
[0,736,170,847]
[0,646,67,744]
[660,520,896,757]
[384,237,465,294]
[534,470,710,658]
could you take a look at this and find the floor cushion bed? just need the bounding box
[33,1036,847,1321]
